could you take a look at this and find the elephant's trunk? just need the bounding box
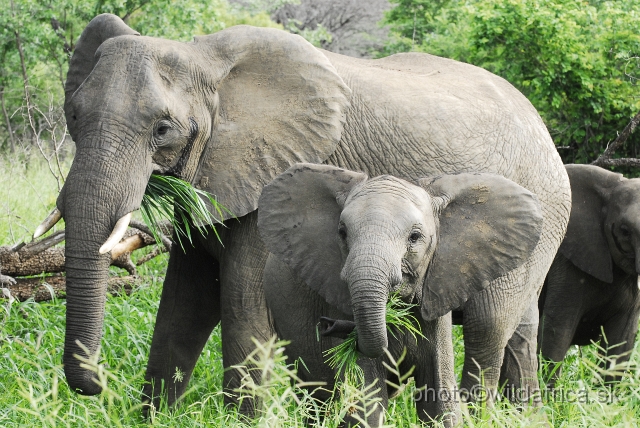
[58,138,148,395]
[344,250,400,359]
[64,237,111,394]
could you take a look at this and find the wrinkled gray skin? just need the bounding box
[59,14,570,414]
[539,164,640,385]
[258,164,545,425]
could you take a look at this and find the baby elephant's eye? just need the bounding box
[338,225,347,240]
[409,231,422,244]
[620,224,632,237]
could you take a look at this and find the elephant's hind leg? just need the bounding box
[499,300,542,404]
[142,233,221,415]
[601,301,640,383]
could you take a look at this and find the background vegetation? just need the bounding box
[382,0,640,169]
[1,0,640,426]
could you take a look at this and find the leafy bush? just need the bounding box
[383,0,640,168]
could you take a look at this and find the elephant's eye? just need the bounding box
[620,224,632,237]
[156,125,171,136]
[338,224,347,240]
[409,231,422,244]
[154,120,173,139]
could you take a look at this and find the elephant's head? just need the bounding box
[559,164,640,282]
[37,14,350,394]
[258,164,543,358]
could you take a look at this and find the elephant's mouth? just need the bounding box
[151,162,169,175]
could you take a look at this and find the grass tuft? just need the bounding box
[141,174,232,248]
[323,292,423,387]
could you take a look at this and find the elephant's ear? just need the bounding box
[559,164,624,283]
[64,14,139,113]
[193,26,351,221]
[258,163,367,315]
[418,173,544,321]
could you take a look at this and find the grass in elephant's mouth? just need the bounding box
[141,174,231,248]
[323,293,423,387]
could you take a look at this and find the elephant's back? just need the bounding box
[323,50,569,213]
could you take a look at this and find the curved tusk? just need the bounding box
[99,213,132,254]
[33,208,62,239]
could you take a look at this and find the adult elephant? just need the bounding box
[37,14,570,412]
[539,164,640,385]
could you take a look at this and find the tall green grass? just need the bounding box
[0,153,67,245]
[2,157,640,426]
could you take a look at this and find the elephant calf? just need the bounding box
[257,163,543,426]
[539,164,640,384]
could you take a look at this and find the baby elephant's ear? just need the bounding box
[418,173,543,321]
[258,163,367,315]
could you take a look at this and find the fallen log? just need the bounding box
[0,225,170,279]
[0,246,66,277]
[0,221,172,301]
[1,274,142,302]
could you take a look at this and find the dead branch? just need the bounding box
[135,245,169,266]
[129,220,173,251]
[0,273,16,286]
[20,230,65,257]
[592,110,640,168]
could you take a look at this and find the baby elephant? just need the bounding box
[539,164,640,383]
[258,163,543,426]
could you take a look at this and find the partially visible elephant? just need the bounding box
[539,164,640,383]
[42,13,570,414]
[258,163,544,425]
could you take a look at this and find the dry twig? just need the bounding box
[592,110,640,168]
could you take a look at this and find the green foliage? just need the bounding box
[383,0,640,168]
[384,0,455,44]
[323,330,362,386]
[0,0,282,152]
[282,21,333,48]
[141,174,231,248]
[323,293,423,387]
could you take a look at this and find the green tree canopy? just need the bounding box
[0,0,281,153]
[384,0,640,168]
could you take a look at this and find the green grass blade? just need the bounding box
[323,291,423,389]
[140,174,230,249]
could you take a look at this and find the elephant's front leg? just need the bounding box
[216,210,274,415]
[460,285,514,407]
[142,232,221,414]
[413,313,460,427]
[341,356,388,428]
